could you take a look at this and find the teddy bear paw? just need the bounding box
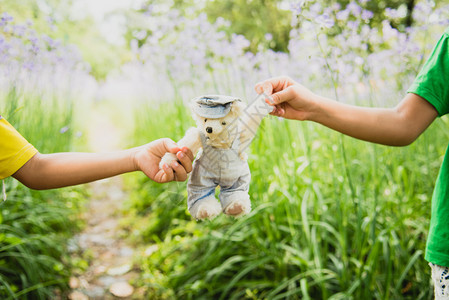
[224,198,251,217]
[190,197,222,220]
[159,152,178,169]
[196,208,218,220]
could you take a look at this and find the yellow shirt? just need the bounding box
[0,116,38,179]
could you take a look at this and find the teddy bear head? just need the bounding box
[190,95,245,145]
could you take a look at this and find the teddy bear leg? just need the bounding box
[189,194,222,220]
[220,191,251,217]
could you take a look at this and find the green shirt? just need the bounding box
[408,27,449,267]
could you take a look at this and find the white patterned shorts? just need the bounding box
[430,263,449,299]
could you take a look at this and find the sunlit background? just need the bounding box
[1,0,449,299]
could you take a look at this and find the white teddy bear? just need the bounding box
[160,94,272,220]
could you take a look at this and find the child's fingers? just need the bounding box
[170,161,188,181]
[254,81,264,94]
[176,151,192,173]
[270,106,284,117]
[255,76,295,95]
[161,163,175,182]
[270,87,296,105]
[264,95,275,106]
[255,81,274,95]
[163,138,181,154]
[181,147,194,161]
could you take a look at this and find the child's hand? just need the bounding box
[134,138,193,183]
[255,76,319,121]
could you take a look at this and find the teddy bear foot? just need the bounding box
[224,198,251,217]
[190,197,222,220]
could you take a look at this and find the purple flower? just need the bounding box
[382,20,398,40]
[2,25,11,33]
[28,35,39,44]
[290,1,304,15]
[31,44,40,53]
[12,25,26,37]
[0,38,9,57]
[316,13,335,28]
[385,8,402,19]
[43,35,59,49]
[136,30,147,40]
[22,61,35,71]
[309,3,322,15]
[332,3,342,11]
[59,126,69,134]
[347,20,359,31]
[46,16,55,27]
[336,9,350,21]
[144,4,154,16]
[1,12,13,27]
[347,2,362,16]
[231,34,250,50]
[361,10,374,21]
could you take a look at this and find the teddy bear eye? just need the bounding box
[204,119,207,122]
[222,121,226,125]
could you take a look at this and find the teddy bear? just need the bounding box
[160,94,273,220]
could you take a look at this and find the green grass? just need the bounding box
[123,100,446,299]
[0,88,86,299]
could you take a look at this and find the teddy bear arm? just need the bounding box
[177,127,202,157]
[237,124,254,160]
[237,98,273,158]
[238,95,273,135]
[237,113,267,159]
[238,116,262,150]
[239,118,260,142]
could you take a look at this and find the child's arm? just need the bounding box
[12,138,193,189]
[255,76,438,146]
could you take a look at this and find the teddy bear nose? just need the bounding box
[206,127,213,133]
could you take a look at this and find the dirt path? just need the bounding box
[68,108,139,300]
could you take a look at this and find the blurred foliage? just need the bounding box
[0,0,128,79]
[57,19,129,80]
[125,100,445,299]
[4,0,449,77]
[204,0,291,52]
[0,89,87,299]
[0,0,448,298]
[204,0,440,53]
[0,8,91,297]
[133,0,449,54]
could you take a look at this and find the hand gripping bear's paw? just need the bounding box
[159,152,178,169]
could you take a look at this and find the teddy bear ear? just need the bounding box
[189,100,196,113]
[230,100,245,116]
[189,101,204,125]
[189,100,201,116]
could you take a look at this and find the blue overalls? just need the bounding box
[187,132,251,213]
